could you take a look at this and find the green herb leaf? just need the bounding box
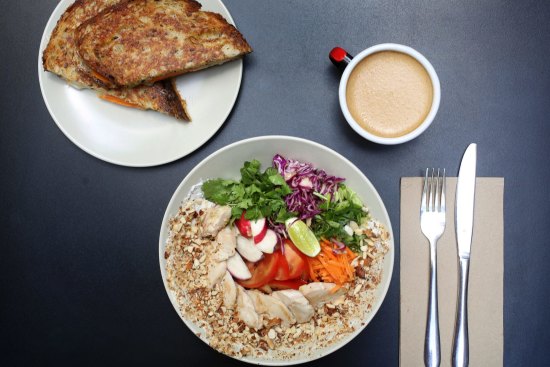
[202,179,239,204]
[265,167,286,186]
[240,160,262,185]
[202,160,291,223]
[310,185,368,253]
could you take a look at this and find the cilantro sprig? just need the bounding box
[202,160,296,222]
[310,184,369,252]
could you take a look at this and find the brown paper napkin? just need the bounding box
[400,177,504,367]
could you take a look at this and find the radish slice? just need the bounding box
[256,229,278,254]
[236,235,263,262]
[253,223,268,244]
[235,212,252,237]
[250,218,266,236]
[227,253,252,280]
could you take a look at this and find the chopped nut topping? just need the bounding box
[164,199,391,360]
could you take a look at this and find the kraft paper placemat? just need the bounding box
[400,177,504,367]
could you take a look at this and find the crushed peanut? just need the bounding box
[164,199,390,361]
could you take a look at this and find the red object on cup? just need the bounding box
[329,47,353,69]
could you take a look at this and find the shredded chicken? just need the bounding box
[201,205,231,237]
[299,282,347,308]
[272,289,314,323]
[247,290,296,327]
[221,271,237,309]
[236,285,263,329]
[213,226,236,262]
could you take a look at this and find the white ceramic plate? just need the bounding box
[159,136,395,365]
[38,0,243,167]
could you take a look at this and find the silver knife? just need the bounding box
[452,143,477,367]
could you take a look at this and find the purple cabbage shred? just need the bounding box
[273,154,344,220]
[268,216,287,239]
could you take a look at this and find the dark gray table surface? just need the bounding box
[2,0,549,366]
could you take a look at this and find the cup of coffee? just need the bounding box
[330,44,440,145]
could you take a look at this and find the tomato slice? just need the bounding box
[237,252,280,289]
[274,252,290,281]
[283,239,307,279]
[268,279,307,290]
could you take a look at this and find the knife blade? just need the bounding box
[455,143,477,259]
[452,143,477,367]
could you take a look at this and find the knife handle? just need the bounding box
[424,239,441,367]
[452,257,470,367]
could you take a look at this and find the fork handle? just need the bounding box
[424,240,440,367]
[452,258,470,367]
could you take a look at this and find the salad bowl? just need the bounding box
[159,135,394,365]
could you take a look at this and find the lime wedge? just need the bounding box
[285,218,321,257]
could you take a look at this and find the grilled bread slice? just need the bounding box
[43,0,190,120]
[76,0,252,88]
[98,79,189,119]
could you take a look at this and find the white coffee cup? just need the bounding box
[330,43,441,145]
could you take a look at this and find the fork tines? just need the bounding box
[422,168,446,212]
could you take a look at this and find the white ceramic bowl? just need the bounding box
[159,136,394,365]
[339,43,441,145]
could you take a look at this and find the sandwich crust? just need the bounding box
[43,0,190,120]
[76,0,252,87]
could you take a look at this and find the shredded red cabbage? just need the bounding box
[273,154,344,220]
[268,216,287,241]
[331,239,347,254]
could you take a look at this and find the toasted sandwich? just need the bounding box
[76,0,252,88]
[43,0,190,120]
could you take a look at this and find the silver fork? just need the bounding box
[421,168,446,367]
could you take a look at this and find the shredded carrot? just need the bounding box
[306,239,357,285]
[150,71,183,83]
[99,94,142,109]
[92,70,112,85]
